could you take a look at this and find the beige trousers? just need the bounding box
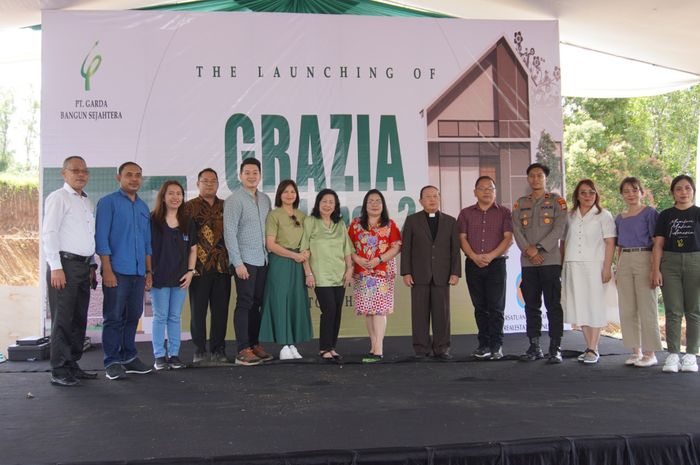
[617,251,662,351]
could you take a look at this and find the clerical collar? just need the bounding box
[424,210,439,218]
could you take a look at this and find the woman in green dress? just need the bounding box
[259,180,313,359]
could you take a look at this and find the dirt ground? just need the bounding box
[0,185,39,286]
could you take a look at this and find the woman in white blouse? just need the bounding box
[561,179,617,364]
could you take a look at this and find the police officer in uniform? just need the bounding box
[512,163,567,363]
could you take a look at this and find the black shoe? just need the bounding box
[546,337,563,364]
[520,337,544,361]
[489,347,503,360]
[105,364,127,380]
[50,373,80,387]
[153,357,168,371]
[168,356,186,369]
[123,357,153,374]
[70,364,98,380]
[472,346,491,359]
[209,350,230,365]
[434,352,453,361]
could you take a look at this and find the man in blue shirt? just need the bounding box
[95,162,153,380]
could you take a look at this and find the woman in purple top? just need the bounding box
[615,177,661,368]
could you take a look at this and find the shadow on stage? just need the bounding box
[2,331,699,465]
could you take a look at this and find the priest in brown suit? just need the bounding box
[401,186,461,360]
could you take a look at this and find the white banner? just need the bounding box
[41,10,563,337]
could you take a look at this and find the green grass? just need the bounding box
[0,172,38,190]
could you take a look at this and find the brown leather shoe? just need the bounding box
[252,344,274,362]
[235,348,262,366]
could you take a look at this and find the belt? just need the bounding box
[59,251,92,263]
[621,247,652,252]
[467,256,508,262]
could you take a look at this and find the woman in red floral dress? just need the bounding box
[348,189,402,362]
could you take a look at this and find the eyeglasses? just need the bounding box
[579,190,597,196]
[199,179,218,185]
[290,214,301,227]
[66,169,89,175]
[367,199,383,205]
[476,187,495,193]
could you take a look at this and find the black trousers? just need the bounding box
[233,263,267,353]
[189,272,231,354]
[520,265,564,338]
[465,258,507,348]
[410,282,451,355]
[314,286,345,351]
[47,258,90,376]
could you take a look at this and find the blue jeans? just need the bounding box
[150,286,187,358]
[102,273,145,367]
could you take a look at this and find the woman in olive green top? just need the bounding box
[259,180,313,360]
[301,189,354,362]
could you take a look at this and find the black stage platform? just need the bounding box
[2,331,700,465]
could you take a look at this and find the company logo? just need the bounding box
[515,272,525,308]
[80,41,102,91]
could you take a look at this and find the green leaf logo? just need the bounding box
[80,41,102,91]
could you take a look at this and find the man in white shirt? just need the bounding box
[43,156,97,386]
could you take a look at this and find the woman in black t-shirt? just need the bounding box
[652,175,700,374]
[150,180,197,371]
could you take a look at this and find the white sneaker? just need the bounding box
[681,354,698,373]
[289,345,302,359]
[279,345,294,360]
[634,354,657,367]
[625,354,641,366]
[663,353,681,373]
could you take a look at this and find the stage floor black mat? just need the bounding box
[2,331,699,465]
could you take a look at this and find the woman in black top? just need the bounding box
[652,175,700,374]
[150,180,197,371]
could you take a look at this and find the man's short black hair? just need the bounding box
[198,168,218,180]
[240,157,261,173]
[419,185,439,198]
[526,163,550,176]
[118,161,142,175]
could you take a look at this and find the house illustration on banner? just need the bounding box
[424,36,560,217]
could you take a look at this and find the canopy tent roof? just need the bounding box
[0,0,698,97]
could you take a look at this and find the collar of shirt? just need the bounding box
[469,202,500,212]
[423,210,439,219]
[62,182,87,198]
[118,188,141,202]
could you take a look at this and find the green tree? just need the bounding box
[563,84,699,214]
[0,88,15,172]
[536,130,562,192]
[22,95,39,171]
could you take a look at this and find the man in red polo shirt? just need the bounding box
[458,176,513,360]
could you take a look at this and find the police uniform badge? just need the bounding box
[557,197,568,211]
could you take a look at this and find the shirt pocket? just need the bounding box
[540,206,554,227]
[137,210,150,235]
[519,212,532,229]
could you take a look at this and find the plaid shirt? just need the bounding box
[457,203,513,254]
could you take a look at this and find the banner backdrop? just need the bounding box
[41,11,564,340]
